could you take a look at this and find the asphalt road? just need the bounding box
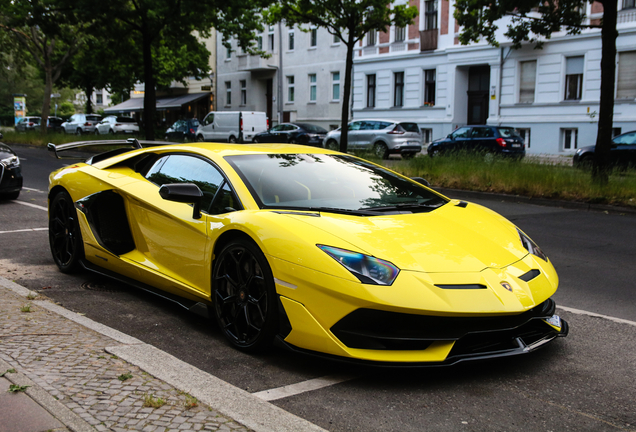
[1,142,635,431]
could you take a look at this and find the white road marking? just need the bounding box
[14,200,47,211]
[253,375,357,401]
[22,187,46,193]
[0,227,48,234]
[557,305,636,327]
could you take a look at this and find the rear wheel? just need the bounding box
[49,190,84,273]
[576,155,594,170]
[326,140,339,151]
[212,238,278,353]
[374,142,389,159]
[229,135,237,143]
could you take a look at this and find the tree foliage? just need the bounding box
[73,0,273,140]
[0,0,87,134]
[454,0,618,184]
[266,0,418,152]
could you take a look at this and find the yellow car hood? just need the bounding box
[288,202,527,273]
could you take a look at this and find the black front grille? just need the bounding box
[330,299,556,350]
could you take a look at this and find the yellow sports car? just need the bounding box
[48,139,568,365]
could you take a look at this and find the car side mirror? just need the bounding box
[159,183,204,219]
[410,177,431,187]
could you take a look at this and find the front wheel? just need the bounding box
[197,134,204,142]
[212,238,278,353]
[49,190,84,273]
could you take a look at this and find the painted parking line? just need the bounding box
[0,227,48,235]
[252,375,358,401]
[23,187,46,193]
[557,305,636,327]
[14,200,47,211]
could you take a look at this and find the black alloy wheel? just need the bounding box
[212,238,278,352]
[49,190,84,273]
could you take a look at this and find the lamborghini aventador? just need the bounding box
[47,139,567,366]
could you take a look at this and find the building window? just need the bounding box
[394,71,404,107]
[225,39,232,59]
[310,28,317,47]
[332,72,341,101]
[367,30,376,46]
[367,74,376,108]
[519,60,537,103]
[564,56,584,100]
[424,69,435,106]
[395,26,406,42]
[518,128,531,148]
[225,82,231,105]
[257,36,263,51]
[624,0,635,8]
[287,76,295,102]
[421,128,433,143]
[240,80,246,105]
[309,74,317,102]
[333,33,340,44]
[268,26,275,51]
[561,128,578,151]
[424,0,438,30]
[617,51,636,99]
[288,30,294,51]
[96,93,103,104]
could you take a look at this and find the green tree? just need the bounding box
[266,0,418,152]
[0,0,86,135]
[78,0,272,140]
[454,0,617,184]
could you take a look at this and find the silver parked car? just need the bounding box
[323,119,422,159]
[94,116,139,135]
[62,113,102,135]
[14,116,41,132]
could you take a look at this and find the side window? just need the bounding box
[614,132,636,145]
[452,127,472,139]
[202,114,214,126]
[145,154,225,214]
[349,121,362,131]
[471,127,494,138]
[209,182,240,214]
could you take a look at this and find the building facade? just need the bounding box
[352,0,636,154]
[216,24,348,130]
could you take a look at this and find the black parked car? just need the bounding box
[573,130,636,169]
[0,134,23,200]
[46,116,65,133]
[164,118,200,142]
[428,125,525,159]
[253,122,328,146]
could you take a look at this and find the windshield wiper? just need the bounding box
[361,201,445,212]
[307,206,381,216]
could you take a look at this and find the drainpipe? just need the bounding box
[278,22,284,125]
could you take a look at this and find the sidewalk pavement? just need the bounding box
[0,276,326,432]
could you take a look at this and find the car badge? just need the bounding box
[501,282,513,292]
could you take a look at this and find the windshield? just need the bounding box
[226,154,447,214]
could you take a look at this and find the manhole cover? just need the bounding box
[81,281,123,292]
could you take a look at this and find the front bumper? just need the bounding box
[0,165,23,193]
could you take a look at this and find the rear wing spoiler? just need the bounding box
[47,138,173,159]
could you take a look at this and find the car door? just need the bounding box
[265,125,283,142]
[200,113,214,140]
[346,121,364,149]
[122,153,226,297]
[470,126,495,153]
[611,132,636,167]
[448,127,473,152]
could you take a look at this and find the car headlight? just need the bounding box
[318,245,400,285]
[1,155,20,169]
[517,229,547,261]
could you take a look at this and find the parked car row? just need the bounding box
[0,133,23,200]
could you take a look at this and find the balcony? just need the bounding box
[420,29,438,52]
[237,53,278,72]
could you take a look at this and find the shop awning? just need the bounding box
[104,92,209,113]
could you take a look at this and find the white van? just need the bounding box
[196,111,268,143]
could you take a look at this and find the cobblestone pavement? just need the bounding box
[0,286,250,432]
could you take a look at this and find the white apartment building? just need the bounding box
[216,24,348,130]
[352,0,636,154]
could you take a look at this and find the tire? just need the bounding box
[374,142,389,159]
[164,135,170,141]
[0,190,20,200]
[253,137,260,143]
[228,136,237,143]
[428,148,440,158]
[75,128,82,136]
[326,140,339,151]
[49,190,84,273]
[212,237,278,353]
[109,129,115,135]
[197,134,204,142]
[576,155,593,170]
[94,129,100,135]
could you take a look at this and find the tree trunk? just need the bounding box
[40,65,53,137]
[85,85,94,114]
[592,0,618,185]
[142,29,156,141]
[339,34,355,153]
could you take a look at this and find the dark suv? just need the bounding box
[428,126,525,159]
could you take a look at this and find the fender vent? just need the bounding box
[519,269,541,282]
